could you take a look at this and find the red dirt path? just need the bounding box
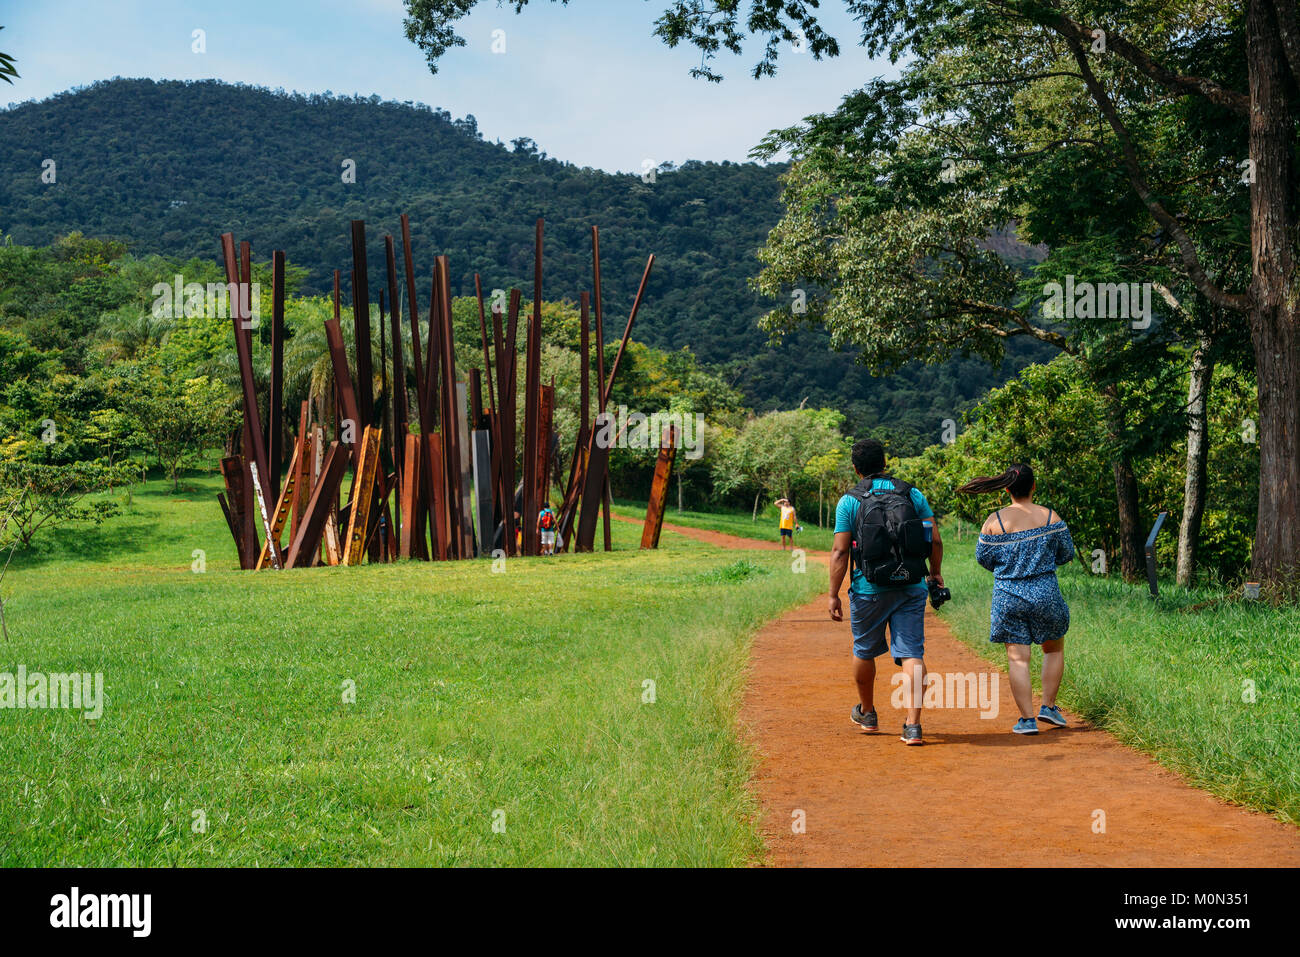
[639,516,1300,867]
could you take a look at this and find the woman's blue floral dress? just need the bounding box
[975,513,1075,645]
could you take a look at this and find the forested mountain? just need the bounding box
[0,78,1045,451]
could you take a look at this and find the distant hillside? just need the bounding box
[0,78,1049,450]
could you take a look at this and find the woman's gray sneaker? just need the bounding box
[900,723,923,745]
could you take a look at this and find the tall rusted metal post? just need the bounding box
[522,220,544,556]
[269,250,286,504]
[350,220,374,430]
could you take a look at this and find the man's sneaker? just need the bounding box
[851,704,878,733]
[1038,704,1067,727]
[900,723,923,745]
[1013,717,1039,735]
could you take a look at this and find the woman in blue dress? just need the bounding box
[959,464,1075,735]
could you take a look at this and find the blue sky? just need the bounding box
[2,0,893,172]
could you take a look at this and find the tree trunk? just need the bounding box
[1176,341,1214,587]
[1246,0,1300,584]
[676,469,683,512]
[753,490,761,521]
[1101,384,1145,581]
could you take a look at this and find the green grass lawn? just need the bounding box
[936,534,1300,825]
[0,475,821,866]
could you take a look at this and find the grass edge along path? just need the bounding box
[937,553,1300,826]
[643,517,1300,865]
[620,508,1300,828]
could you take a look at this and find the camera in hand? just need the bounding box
[927,578,952,610]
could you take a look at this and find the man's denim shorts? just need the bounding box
[849,589,926,663]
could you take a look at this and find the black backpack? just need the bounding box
[849,476,931,587]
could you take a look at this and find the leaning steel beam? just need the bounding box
[574,419,612,553]
[248,462,281,569]
[217,492,242,565]
[323,313,361,450]
[343,426,382,566]
[640,426,678,549]
[286,441,349,568]
[601,254,655,410]
[220,232,272,560]
[255,434,301,570]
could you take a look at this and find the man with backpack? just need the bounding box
[537,502,557,556]
[828,438,944,745]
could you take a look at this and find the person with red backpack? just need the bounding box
[828,438,945,745]
[537,502,557,555]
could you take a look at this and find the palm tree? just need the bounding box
[0,27,18,85]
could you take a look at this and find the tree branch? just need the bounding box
[1002,0,1251,114]
[1064,38,1249,314]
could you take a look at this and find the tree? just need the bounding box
[711,408,846,516]
[401,0,1300,585]
[116,362,237,492]
[0,461,125,549]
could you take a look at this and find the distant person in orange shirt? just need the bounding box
[776,498,799,550]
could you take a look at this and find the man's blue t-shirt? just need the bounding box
[834,478,935,596]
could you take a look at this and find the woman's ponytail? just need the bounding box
[957,463,1035,498]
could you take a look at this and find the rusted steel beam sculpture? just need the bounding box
[574,418,612,553]
[269,250,286,504]
[474,275,507,553]
[536,381,555,513]
[343,426,382,566]
[256,433,302,570]
[290,401,311,542]
[500,289,521,556]
[324,302,360,449]
[350,221,374,430]
[385,235,410,477]
[399,432,420,559]
[220,233,272,567]
[521,220,544,556]
[556,291,591,548]
[641,425,678,549]
[591,226,613,550]
[286,440,349,568]
[217,214,660,569]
